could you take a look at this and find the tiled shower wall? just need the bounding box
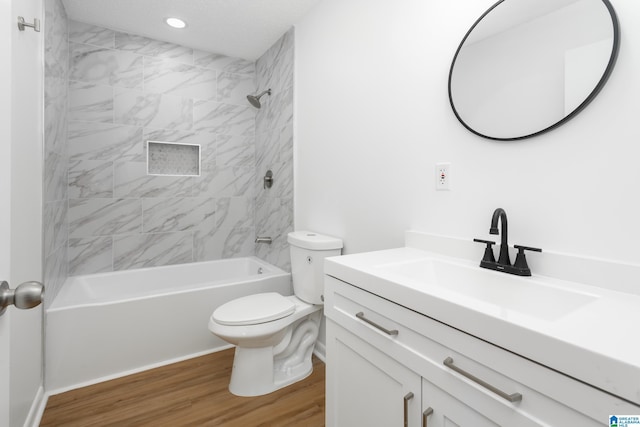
[43,13,294,289]
[43,0,69,305]
[66,21,259,275]
[255,29,295,271]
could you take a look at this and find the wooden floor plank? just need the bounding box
[41,348,325,426]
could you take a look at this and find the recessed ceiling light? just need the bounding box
[165,17,187,29]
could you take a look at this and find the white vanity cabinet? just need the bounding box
[324,275,639,427]
[326,322,421,426]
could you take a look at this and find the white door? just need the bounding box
[1,0,45,425]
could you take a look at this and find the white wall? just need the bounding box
[294,0,640,265]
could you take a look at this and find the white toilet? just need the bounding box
[208,230,343,396]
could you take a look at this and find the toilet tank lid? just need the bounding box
[288,231,343,250]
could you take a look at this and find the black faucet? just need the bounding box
[490,208,510,266]
[474,208,541,276]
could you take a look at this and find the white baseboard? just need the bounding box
[313,341,326,363]
[46,345,233,396]
[25,385,46,427]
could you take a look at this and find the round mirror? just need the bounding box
[449,0,619,141]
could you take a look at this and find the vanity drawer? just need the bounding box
[325,275,639,425]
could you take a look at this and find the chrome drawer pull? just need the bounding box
[422,407,433,427]
[443,357,523,403]
[403,392,414,427]
[355,312,399,336]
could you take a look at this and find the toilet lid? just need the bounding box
[212,292,296,326]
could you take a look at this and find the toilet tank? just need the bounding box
[288,231,343,304]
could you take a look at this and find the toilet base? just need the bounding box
[228,311,321,397]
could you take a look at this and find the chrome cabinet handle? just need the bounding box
[403,392,414,427]
[355,312,398,336]
[422,407,433,427]
[443,357,522,402]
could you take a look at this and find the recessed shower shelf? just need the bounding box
[147,141,201,177]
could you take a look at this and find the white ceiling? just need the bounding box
[61,0,322,60]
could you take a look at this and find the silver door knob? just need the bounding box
[0,280,44,316]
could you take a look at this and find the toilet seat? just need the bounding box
[213,292,296,326]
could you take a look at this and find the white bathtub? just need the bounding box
[45,257,292,394]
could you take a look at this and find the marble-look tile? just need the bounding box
[45,0,69,80]
[218,227,255,259]
[252,29,295,271]
[144,128,216,170]
[43,0,69,304]
[193,100,254,135]
[255,196,293,271]
[255,195,292,236]
[44,78,67,155]
[69,198,142,238]
[115,32,193,64]
[192,217,217,262]
[142,197,215,233]
[44,151,67,203]
[256,229,292,272]
[216,197,254,229]
[279,121,294,165]
[69,42,143,89]
[114,232,193,270]
[114,88,193,130]
[44,243,68,308]
[114,161,193,198]
[256,28,294,95]
[217,72,255,106]
[194,223,254,262]
[68,160,113,198]
[68,81,114,123]
[194,51,255,75]
[68,121,143,162]
[68,237,113,275]
[69,20,115,48]
[195,166,254,198]
[255,129,281,171]
[256,85,293,135]
[144,57,217,100]
[217,134,255,168]
[44,200,68,258]
[266,160,293,200]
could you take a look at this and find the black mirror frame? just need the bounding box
[448,0,620,141]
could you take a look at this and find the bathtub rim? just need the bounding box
[48,256,290,312]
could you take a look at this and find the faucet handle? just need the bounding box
[513,245,542,275]
[514,244,542,254]
[473,238,496,264]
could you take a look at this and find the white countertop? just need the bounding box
[324,233,640,406]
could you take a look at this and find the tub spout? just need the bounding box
[255,236,272,244]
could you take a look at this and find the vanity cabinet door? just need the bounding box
[326,319,422,427]
[421,378,543,427]
[421,377,498,427]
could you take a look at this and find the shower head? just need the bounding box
[247,89,272,108]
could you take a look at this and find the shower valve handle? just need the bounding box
[264,170,274,189]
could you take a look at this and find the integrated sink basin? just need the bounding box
[375,257,600,321]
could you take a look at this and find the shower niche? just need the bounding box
[147,141,201,177]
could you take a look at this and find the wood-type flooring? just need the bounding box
[41,348,325,426]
